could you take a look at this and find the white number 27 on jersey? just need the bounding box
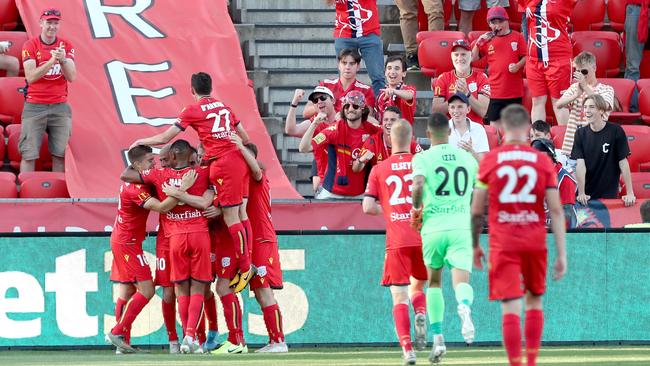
[496,165,538,203]
[385,174,414,205]
[208,109,232,133]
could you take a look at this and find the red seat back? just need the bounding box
[571,31,622,78]
[5,123,19,137]
[551,125,567,149]
[638,89,650,122]
[0,31,28,76]
[570,0,605,31]
[6,130,51,171]
[627,134,650,173]
[607,0,626,31]
[0,179,17,198]
[598,78,635,112]
[483,125,499,150]
[19,172,69,198]
[0,77,25,124]
[417,31,467,77]
[0,0,19,30]
[0,171,15,182]
[627,172,650,199]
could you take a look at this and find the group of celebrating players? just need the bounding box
[363,105,567,366]
[105,72,286,355]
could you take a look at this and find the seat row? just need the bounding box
[0,171,69,198]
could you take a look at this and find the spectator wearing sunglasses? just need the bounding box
[555,51,614,164]
[20,8,76,173]
[299,90,380,199]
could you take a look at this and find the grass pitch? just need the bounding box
[1,346,649,366]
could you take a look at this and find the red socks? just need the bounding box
[393,304,413,352]
[185,293,205,339]
[410,291,426,315]
[227,223,250,271]
[161,298,178,342]
[177,295,190,336]
[112,292,150,336]
[503,313,523,366]
[220,293,244,345]
[241,219,253,257]
[197,312,206,344]
[114,297,130,343]
[525,310,544,366]
[262,303,284,343]
[205,293,218,332]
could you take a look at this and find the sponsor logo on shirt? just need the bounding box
[497,210,540,223]
[166,209,202,220]
[390,212,411,222]
[222,257,231,268]
[511,42,518,51]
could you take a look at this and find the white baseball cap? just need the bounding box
[308,86,335,102]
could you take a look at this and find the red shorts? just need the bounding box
[154,247,173,287]
[169,231,212,283]
[210,152,250,208]
[250,240,283,290]
[208,225,221,280]
[381,246,428,286]
[488,248,547,301]
[110,241,153,283]
[526,58,572,99]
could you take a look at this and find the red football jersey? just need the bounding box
[376,84,417,123]
[477,144,558,251]
[432,70,491,123]
[556,163,577,205]
[521,0,575,62]
[311,120,380,196]
[22,37,75,104]
[141,166,211,235]
[313,121,334,179]
[246,171,277,243]
[110,182,152,245]
[476,31,526,99]
[319,78,375,112]
[175,97,240,160]
[333,0,380,38]
[361,130,422,167]
[365,153,421,249]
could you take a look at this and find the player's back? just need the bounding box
[246,171,277,243]
[477,143,557,251]
[412,144,478,232]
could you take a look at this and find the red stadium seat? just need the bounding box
[467,31,488,70]
[506,0,522,31]
[5,123,19,137]
[571,32,622,78]
[640,51,650,79]
[17,171,64,184]
[622,172,650,199]
[452,0,490,31]
[417,31,467,77]
[607,0,626,32]
[0,179,17,198]
[550,125,567,149]
[19,172,69,198]
[483,125,499,150]
[0,77,25,124]
[638,88,650,125]
[0,171,15,182]
[627,133,650,173]
[7,130,52,171]
[598,78,641,124]
[0,0,19,31]
[0,31,28,76]
[570,0,605,31]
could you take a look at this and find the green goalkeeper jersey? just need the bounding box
[412,143,478,234]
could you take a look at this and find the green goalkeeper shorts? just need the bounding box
[421,229,473,272]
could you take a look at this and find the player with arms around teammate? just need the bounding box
[410,112,478,364]
[362,119,427,366]
[471,105,567,366]
[107,145,195,353]
[132,72,256,293]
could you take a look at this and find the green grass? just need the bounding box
[1,346,649,366]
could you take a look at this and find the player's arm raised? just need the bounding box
[545,188,567,280]
[232,135,262,182]
[298,118,322,153]
[470,186,488,270]
[131,125,181,149]
[120,166,144,184]
[236,123,250,145]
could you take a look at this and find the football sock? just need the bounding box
[241,219,253,256]
[393,303,413,352]
[112,292,149,336]
[204,292,219,332]
[161,298,178,342]
[220,293,240,345]
[427,287,445,335]
[114,297,130,344]
[454,282,474,306]
[503,313,523,366]
[234,295,246,346]
[262,303,284,343]
[410,291,426,315]
[197,312,206,344]
[525,310,544,366]
[185,293,205,339]
[177,295,190,336]
[227,223,251,271]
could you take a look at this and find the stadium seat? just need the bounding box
[452,0,490,31]
[506,0,522,31]
[637,79,650,94]
[5,123,19,137]
[417,31,467,77]
[622,172,650,199]
[7,130,52,171]
[627,133,650,173]
[571,32,622,78]
[640,51,650,79]
[569,0,605,31]
[623,125,650,172]
[467,31,488,70]
[0,171,15,182]
[19,172,69,198]
[0,0,19,30]
[0,179,17,198]
[0,77,25,124]
[0,129,4,161]
[637,88,650,125]
[598,78,641,124]
[550,125,567,149]
[483,125,499,150]
[606,0,626,32]
[0,31,28,76]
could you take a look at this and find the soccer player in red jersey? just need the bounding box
[471,105,567,366]
[519,0,577,124]
[432,40,490,124]
[363,119,427,365]
[353,107,421,173]
[107,145,194,353]
[376,56,417,124]
[132,72,256,294]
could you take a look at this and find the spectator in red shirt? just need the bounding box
[299,90,380,199]
[20,8,76,173]
[376,56,417,124]
[0,40,19,76]
[471,7,526,128]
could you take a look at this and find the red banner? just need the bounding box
[16,0,300,199]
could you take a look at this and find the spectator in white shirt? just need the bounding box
[447,93,490,160]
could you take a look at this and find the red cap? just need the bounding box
[41,8,62,21]
[344,90,366,108]
[451,39,471,52]
[487,6,509,21]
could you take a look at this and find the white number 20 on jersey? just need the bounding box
[496,165,538,203]
[208,109,232,133]
[385,174,414,206]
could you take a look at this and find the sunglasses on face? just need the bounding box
[311,95,329,103]
[575,68,589,75]
[43,9,61,16]
[345,104,362,110]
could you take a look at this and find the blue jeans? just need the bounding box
[624,4,648,112]
[334,34,386,97]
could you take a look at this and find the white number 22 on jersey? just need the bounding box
[385,174,414,205]
[208,109,232,133]
[496,165,538,203]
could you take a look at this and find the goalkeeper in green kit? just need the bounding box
[410,109,480,364]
